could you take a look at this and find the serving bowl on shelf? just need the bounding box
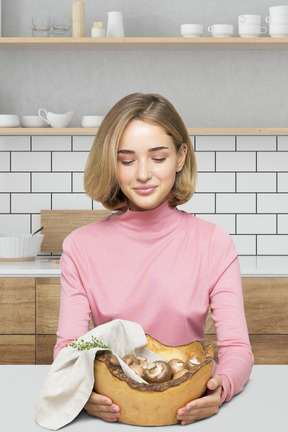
[0,115,20,128]
[0,234,44,261]
[94,335,213,426]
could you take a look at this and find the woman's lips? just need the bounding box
[133,186,158,195]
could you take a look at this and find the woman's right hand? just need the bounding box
[84,391,120,422]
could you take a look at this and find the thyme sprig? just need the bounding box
[66,336,111,351]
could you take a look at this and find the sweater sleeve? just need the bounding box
[53,233,91,359]
[208,225,254,404]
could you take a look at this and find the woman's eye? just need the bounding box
[153,157,166,162]
[120,160,134,165]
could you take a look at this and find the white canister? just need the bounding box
[91,22,105,37]
[106,11,124,37]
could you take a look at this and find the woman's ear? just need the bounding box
[176,144,187,172]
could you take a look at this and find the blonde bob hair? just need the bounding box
[84,93,197,210]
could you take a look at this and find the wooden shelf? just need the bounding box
[1,37,288,50]
[1,127,288,135]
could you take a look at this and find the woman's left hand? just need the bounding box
[177,375,222,425]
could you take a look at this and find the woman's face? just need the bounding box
[117,119,186,211]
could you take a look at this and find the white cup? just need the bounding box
[181,24,203,37]
[269,5,288,15]
[239,23,267,37]
[208,24,234,37]
[238,14,261,24]
[269,23,288,36]
[0,114,20,127]
[81,115,104,128]
[265,14,288,24]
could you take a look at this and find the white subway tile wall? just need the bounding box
[0,134,288,255]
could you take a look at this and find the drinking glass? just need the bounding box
[52,16,71,37]
[32,16,51,37]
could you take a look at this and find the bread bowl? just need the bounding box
[94,335,213,426]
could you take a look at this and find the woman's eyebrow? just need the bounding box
[118,146,169,154]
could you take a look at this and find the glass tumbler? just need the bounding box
[52,16,71,37]
[32,16,51,37]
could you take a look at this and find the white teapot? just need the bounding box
[38,108,74,128]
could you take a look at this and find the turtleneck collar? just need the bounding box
[109,200,183,238]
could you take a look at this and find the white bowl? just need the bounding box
[22,116,49,128]
[81,115,105,127]
[269,5,288,15]
[0,234,44,259]
[269,23,288,36]
[0,115,20,128]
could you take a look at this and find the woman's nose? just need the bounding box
[136,160,152,182]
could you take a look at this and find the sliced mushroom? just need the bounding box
[168,358,185,375]
[122,354,140,366]
[143,361,173,383]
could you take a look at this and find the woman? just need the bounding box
[54,93,254,425]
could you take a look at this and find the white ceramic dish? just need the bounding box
[269,5,288,15]
[0,234,44,259]
[181,24,203,37]
[81,115,105,127]
[0,114,20,128]
[22,116,49,128]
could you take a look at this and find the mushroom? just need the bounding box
[168,358,185,375]
[143,361,173,383]
[130,363,146,379]
[173,368,189,380]
[122,354,140,366]
[137,356,148,368]
[184,356,201,373]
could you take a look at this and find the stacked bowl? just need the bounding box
[266,5,288,36]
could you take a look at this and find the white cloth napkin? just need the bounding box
[34,319,165,430]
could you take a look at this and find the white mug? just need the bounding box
[38,108,74,128]
[208,24,234,37]
[238,24,267,37]
[238,14,261,24]
[181,24,203,37]
[106,11,124,37]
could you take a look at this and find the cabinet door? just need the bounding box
[0,278,35,334]
[0,278,35,364]
[36,278,94,364]
[0,335,35,365]
[36,278,61,334]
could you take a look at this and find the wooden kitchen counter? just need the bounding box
[0,365,286,431]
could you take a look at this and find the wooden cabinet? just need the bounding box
[0,278,35,364]
[205,278,288,364]
[0,276,287,364]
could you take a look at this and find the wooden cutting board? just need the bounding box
[41,209,112,253]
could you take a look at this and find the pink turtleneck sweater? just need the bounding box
[55,201,254,404]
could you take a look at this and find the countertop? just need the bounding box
[0,365,286,432]
[0,255,288,277]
